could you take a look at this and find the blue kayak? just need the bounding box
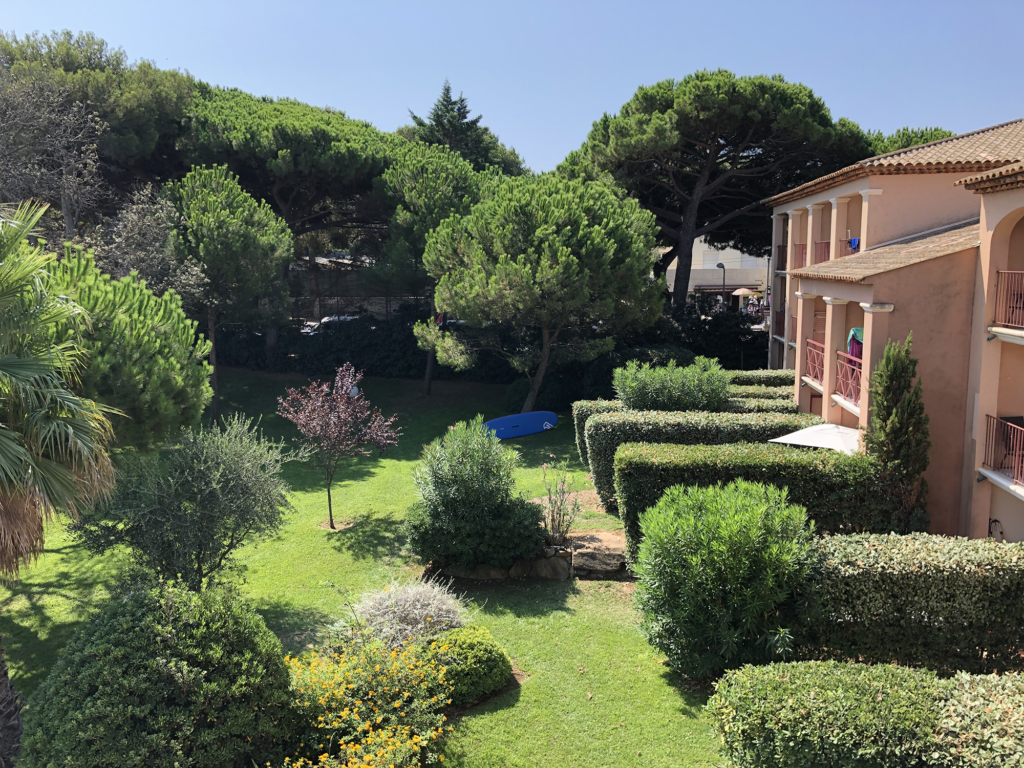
[484,411,558,440]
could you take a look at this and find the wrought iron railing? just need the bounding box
[835,350,862,404]
[792,243,807,270]
[805,339,825,384]
[814,241,831,264]
[994,271,1024,329]
[984,415,1024,486]
[775,244,788,271]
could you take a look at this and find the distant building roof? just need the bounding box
[764,119,1024,207]
[788,219,980,283]
[956,161,1024,194]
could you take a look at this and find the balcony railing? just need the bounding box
[984,415,1024,486]
[773,310,786,338]
[994,271,1024,329]
[839,239,859,257]
[835,350,862,404]
[792,243,807,270]
[814,241,831,264]
[788,317,796,343]
[775,244,788,271]
[805,339,825,384]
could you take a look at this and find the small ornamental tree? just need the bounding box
[864,333,931,530]
[277,364,400,529]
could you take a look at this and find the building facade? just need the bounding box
[665,238,768,307]
[764,119,1024,541]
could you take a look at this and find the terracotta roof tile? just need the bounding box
[764,119,1024,206]
[788,220,979,283]
[957,161,1024,194]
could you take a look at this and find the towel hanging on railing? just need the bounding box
[847,327,864,359]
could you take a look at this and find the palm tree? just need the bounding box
[0,202,114,578]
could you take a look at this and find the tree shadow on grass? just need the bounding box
[655,665,713,717]
[330,509,409,563]
[458,578,577,620]
[257,598,334,655]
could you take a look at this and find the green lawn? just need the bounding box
[0,369,719,768]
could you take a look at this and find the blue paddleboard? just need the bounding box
[484,411,558,440]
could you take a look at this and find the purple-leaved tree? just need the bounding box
[277,364,400,529]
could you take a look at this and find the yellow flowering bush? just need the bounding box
[285,639,453,767]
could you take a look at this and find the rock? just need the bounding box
[542,546,558,558]
[530,556,572,580]
[555,549,572,558]
[509,559,532,579]
[572,548,625,573]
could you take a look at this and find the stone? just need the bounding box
[555,549,572,558]
[542,546,558,558]
[572,548,625,573]
[509,559,532,579]
[530,555,572,580]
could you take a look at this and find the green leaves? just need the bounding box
[634,480,815,679]
[48,246,212,449]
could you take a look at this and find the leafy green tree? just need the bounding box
[0,30,195,181]
[72,416,293,591]
[406,80,527,176]
[372,140,485,392]
[565,70,870,306]
[166,165,293,419]
[180,87,388,239]
[417,174,664,412]
[864,334,931,530]
[0,203,114,578]
[866,126,954,156]
[49,246,212,449]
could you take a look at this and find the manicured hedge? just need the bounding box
[586,411,820,512]
[805,533,1024,675]
[708,661,1024,768]
[727,369,795,387]
[614,442,901,561]
[728,384,792,400]
[572,399,626,465]
[723,397,798,414]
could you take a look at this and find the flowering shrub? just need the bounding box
[286,640,453,767]
[355,580,467,649]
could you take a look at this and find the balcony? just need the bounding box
[813,241,831,264]
[835,350,862,404]
[773,308,786,339]
[804,339,824,385]
[983,415,1024,486]
[792,243,807,270]
[775,244,788,271]
[994,271,1024,329]
[839,239,859,257]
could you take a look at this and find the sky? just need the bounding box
[4,0,1024,172]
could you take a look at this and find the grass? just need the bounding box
[0,368,719,767]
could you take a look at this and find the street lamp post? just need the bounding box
[716,262,726,310]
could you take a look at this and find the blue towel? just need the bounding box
[849,237,859,251]
[847,327,863,345]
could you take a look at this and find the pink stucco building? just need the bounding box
[764,119,1024,541]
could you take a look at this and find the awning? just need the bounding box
[768,423,861,454]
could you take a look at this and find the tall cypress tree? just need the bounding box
[864,334,931,529]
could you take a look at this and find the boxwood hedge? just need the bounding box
[708,661,1024,768]
[586,411,820,513]
[614,442,905,561]
[805,533,1024,675]
[728,384,793,400]
[572,393,795,466]
[572,399,626,465]
[727,369,795,387]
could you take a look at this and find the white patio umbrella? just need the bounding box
[768,423,861,454]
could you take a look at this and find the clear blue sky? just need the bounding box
[5,0,1023,171]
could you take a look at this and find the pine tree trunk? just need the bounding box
[670,222,699,309]
[521,329,555,413]
[423,348,435,395]
[208,304,219,423]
